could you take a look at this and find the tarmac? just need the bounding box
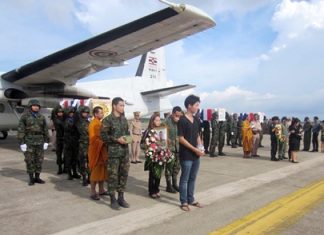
[0,132,323,235]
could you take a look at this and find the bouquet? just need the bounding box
[144,129,175,178]
[274,124,286,143]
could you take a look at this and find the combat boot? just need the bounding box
[28,173,35,186]
[57,165,63,175]
[166,178,176,193]
[172,176,179,192]
[109,193,120,210]
[209,153,218,157]
[82,174,88,187]
[118,192,130,208]
[218,152,226,156]
[34,173,45,184]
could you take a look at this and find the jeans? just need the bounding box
[179,158,200,205]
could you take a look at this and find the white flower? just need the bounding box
[159,162,163,165]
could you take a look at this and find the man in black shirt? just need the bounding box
[178,95,204,212]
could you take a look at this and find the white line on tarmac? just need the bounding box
[52,157,324,235]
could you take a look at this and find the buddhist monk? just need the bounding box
[242,114,253,158]
[88,106,108,200]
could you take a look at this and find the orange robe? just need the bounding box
[242,120,253,153]
[88,118,108,182]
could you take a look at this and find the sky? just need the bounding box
[0,0,324,119]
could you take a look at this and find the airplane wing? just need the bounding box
[1,4,215,86]
[141,84,195,97]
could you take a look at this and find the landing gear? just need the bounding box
[0,131,8,140]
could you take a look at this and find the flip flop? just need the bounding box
[190,202,203,208]
[99,191,109,196]
[180,204,190,212]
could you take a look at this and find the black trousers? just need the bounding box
[312,132,319,151]
[148,170,161,195]
[271,139,278,160]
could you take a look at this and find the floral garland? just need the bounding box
[274,124,286,143]
[144,129,174,178]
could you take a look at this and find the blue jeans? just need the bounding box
[179,158,200,205]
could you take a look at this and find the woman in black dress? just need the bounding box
[289,118,302,163]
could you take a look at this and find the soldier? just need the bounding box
[270,116,280,161]
[18,99,49,186]
[53,106,65,174]
[278,117,289,160]
[129,111,142,164]
[226,112,232,146]
[202,120,210,154]
[236,115,243,147]
[302,117,312,151]
[76,106,91,186]
[209,111,219,157]
[101,97,130,210]
[64,107,81,180]
[164,106,182,193]
[218,120,227,156]
[231,113,238,148]
[312,116,321,152]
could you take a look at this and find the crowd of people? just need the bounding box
[17,96,323,212]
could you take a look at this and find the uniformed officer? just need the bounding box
[164,106,182,193]
[76,106,91,186]
[53,106,65,174]
[226,112,232,146]
[236,115,243,147]
[18,99,49,186]
[129,111,142,164]
[101,97,130,210]
[209,111,219,157]
[64,107,81,180]
[218,120,226,156]
[231,113,238,148]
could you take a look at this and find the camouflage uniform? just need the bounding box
[76,106,90,185]
[209,112,219,157]
[17,99,49,185]
[164,116,180,192]
[226,113,232,146]
[53,107,65,174]
[64,107,80,179]
[218,121,226,155]
[230,114,238,148]
[236,118,243,146]
[100,112,130,194]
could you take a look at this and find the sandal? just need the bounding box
[150,194,157,199]
[180,204,190,212]
[99,191,109,196]
[190,202,203,208]
[90,194,100,201]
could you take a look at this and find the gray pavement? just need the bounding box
[0,133,323,235]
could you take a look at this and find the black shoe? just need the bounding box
[28,173,35,186]
[131,161,137,164]
[218,152,226,156]
[282,156,288,159]
[109,193,120,210]
[72,170,81,179]
[34,173,45,184]
[166,179,177,193]
[209,154,218,157]
[117,192,130,208]
[136,160,142,163]
[57,165,63,175]
[232,145,237,148]
[271,158,279,161]
[259,145,264,148]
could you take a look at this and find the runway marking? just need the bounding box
[52,157,324,235]
[210,179,324,235]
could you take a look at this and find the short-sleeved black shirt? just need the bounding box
[177,115,200,161]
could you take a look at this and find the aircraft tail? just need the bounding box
[135,48,166,80]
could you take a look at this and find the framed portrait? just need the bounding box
[155,127,168,148]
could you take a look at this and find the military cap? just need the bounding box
[28,99,41,108]
[79,105,90,113]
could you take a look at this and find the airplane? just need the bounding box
[0,0,216,139]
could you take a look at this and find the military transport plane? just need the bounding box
[0,1,215,139]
